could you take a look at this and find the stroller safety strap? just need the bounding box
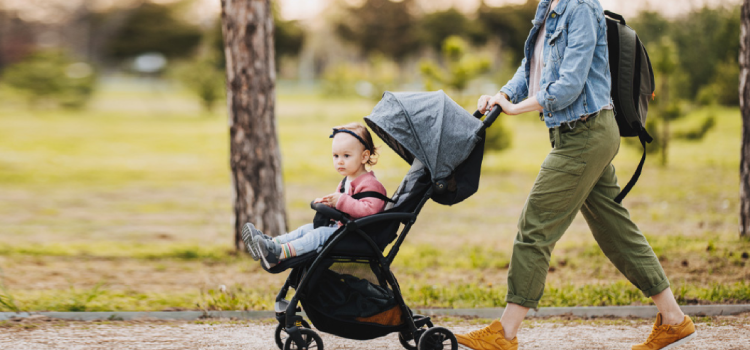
[338,177,394,202]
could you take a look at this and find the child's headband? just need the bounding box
[329,128,372,152]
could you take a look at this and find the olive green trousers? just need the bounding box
[506,109,670,309]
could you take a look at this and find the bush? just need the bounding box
[419,36,491,93]
[675,115,716,140]
[483,116,512,152]
[2,50,97,109]
[171,56,226,113]
[320,55,398,100]
[697,58,740,106]
[419,36,510,152]
[321,63,366,98]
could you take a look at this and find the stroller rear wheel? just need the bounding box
[417,327,457,350]
[283,328,323,350]
[275,320,311,350]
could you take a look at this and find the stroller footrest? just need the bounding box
[275,300,290,313]
[413,314,431,328]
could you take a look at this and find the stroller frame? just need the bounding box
[271,103,503,349]
[275,185,434,349]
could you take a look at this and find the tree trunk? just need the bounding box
[220,0,287,250]
[740,0,750,239]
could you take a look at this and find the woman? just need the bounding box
[456,1,696,350]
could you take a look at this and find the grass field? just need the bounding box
[0,78,748,312]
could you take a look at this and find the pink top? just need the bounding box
[334,171,387,219]
[528,5,550,100]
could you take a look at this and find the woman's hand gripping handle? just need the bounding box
[473,100,504,129]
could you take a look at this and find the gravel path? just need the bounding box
[1,316,749,350]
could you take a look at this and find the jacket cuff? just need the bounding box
[500,86,518,104]
[536,85,556,112]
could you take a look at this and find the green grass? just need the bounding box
[0,79,748,311]
[11,287,202,312]
[0,235,747,311]
[399,280,750,309]
[3,279,748,312]
[0,268,19,312]
[0,243,235,261]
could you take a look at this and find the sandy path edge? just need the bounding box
[1,316,748,350]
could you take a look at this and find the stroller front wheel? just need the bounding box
[283,328,323,350]
[417,327,457,350]
[398,318,434,350]
[275,320,311,350]
[398,329,425,350]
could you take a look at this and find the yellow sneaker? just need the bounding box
[455,320,518,350]
[632,313,697,350]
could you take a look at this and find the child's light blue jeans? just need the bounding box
[274,223,339,256]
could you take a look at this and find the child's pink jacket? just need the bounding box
[334,171,387,219]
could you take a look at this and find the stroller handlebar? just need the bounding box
[473,105,503,129]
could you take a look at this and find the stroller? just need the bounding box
[263,91,502,350]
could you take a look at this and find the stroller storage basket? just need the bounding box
[302,260,405,340]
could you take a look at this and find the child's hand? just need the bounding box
[313,197,326,204]
[324,193,341,208]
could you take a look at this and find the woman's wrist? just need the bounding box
[510,97,544,115]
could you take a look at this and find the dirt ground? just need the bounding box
[1,315,749,350]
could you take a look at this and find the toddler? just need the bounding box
[243,122,388,269]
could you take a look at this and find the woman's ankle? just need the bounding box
[651,287,684,325]
[499,303,528,340]
[661,311,685,326]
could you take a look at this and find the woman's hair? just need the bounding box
[333,122,379,166]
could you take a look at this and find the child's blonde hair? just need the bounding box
[333,122,379,166]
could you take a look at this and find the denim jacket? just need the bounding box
[500,0,613,128]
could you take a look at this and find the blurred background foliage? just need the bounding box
[2,50,97,109]
[103,1,203,62]
[0,0,742,147]
[335,0,421,60]
[0,0,747,312]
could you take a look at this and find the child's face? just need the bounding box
[331,133,369,178]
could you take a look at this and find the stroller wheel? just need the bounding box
[275,320,311,350]
[417,327,457,350]
[284,328,323,350]
[398,319,433,350]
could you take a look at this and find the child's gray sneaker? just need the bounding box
[241,223,269,260]
[255,238,282,269]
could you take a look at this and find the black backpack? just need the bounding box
[604,10,655,204]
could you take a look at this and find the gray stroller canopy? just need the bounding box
[364,91,484,184]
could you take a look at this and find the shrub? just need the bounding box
[2,50,97,109]
[171,56,226,113]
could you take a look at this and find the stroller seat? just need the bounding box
[263,159,431,274]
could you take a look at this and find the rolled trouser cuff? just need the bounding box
[505,294,539,309]
[642,278,670,298]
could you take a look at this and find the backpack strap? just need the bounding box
[604,10,626,25]
[614,128,653,204]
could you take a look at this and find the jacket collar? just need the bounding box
[553,0,571,16]
[531,1,549,26]
[532,0,571,26]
